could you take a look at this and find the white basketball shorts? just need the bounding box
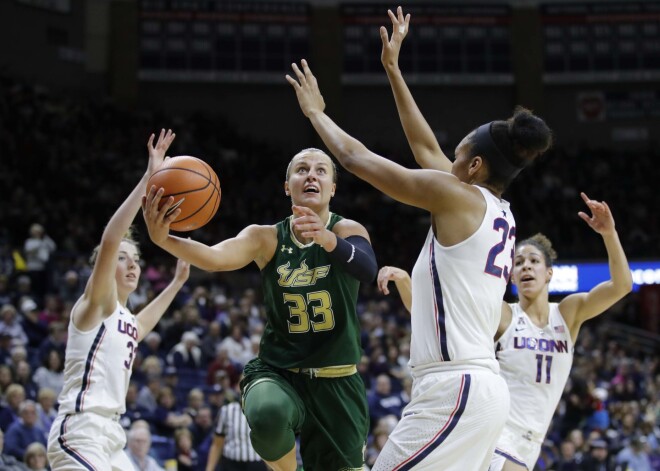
[372,368,509,471]
[47,412,133,471]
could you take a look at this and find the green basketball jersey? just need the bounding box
[259,213,362,369]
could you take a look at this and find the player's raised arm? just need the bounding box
[286,60,475,217]
[78,130,174,329]
[381,7,451,172]
[142,191,275,272]
[559,193,632,336]
[377,266,412,312]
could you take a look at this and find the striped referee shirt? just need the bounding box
[215,402,262,462]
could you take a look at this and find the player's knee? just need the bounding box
[248,409,295,461]
[246,393,294,433]
[244,382,298,460]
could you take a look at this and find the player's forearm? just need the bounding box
[306,111,438,212]
[307,111,385,180]
[394,276,412,312]
[385,67,451,172]
[136,277,185,340]
[102,173,149,245]
[602,230,633,295]
[159,236,221,272]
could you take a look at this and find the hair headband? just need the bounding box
[472,122,524,182]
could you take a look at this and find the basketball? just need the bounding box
[147,156,221,232]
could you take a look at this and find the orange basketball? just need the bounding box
[147,156,221,232]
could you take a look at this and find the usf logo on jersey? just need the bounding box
[277,260,330,287]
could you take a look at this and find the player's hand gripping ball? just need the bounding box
[147,156,221,232]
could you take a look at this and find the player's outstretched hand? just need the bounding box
[286,59,326,118]
[578,192,615,236]
[381,6,411,70]
[291,205,335,247]
[141,186,180,246]
[147,129,175,176]
[377,266,410,295]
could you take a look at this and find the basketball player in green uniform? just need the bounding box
[142,148,377,471]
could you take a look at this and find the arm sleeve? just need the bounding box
[327,235,377,283]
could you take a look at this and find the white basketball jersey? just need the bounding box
[496,303,573,436]
[58,301,139,417]
[409,186,515,373]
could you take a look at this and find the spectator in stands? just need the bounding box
[0,384,26,432]
[556,440,582,471]
[4,400,46,460]
[218,324,251,367]
[37,294,61,325]
[0,304,28,347]
[357,354,372,391]
[150,386,192,436]
[13,360,38,401]
[139,355,164,385]
[126,425,165,471]
[615,434,652,471]
[167,331,203,370]
[13,277,35,310]
[204,384,226,419]
[34,388,56,435]
[183,388,205,419]
[174,427,198,471]
[160,309,185,352]
[18,298,47,349]
[59,269,83,304]
[200,321,223,364]
[366,374,406,431]
[581,439,613,471]
[190,286,214,322]
[23,223,56,301]
[190,405,214,450]
[22,442,47,471]
[137,375,162,414]
[139,331,166,364]
[567,429,587,462]
[0,333,13,366]
[32,349,64,396]
[121,382,149,430]
[639,419,659,452]
[211,294,231,331]
[365,423,390,469]
[207,345,241,388]
[36,321,66,365]
[0,428,28,470]
[162,366,182,402]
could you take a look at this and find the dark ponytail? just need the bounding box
[505,106,553,165]
[483,107,552,190]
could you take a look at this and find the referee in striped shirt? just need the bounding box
[205,398,266,471]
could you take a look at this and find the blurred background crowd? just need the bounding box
[0,73,658,470]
